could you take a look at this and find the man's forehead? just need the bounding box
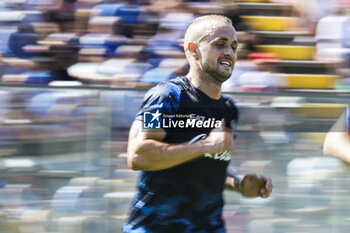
[198,22,236,42]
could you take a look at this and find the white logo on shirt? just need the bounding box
[188,133,232,162]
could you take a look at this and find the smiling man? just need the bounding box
[124,15,273,233]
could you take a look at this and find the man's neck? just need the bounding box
[186,69,222,100]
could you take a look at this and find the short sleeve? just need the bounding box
[135,82,181,136]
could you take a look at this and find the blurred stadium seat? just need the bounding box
[241,16,298,31]
[255,45,315,60]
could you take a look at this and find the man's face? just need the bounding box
[197,23,238,84]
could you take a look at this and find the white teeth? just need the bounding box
[220,61,231,67]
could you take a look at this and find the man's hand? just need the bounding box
[204,119,235,154]
[239,174,273,198]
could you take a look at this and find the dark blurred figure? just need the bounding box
[44,0,77,32]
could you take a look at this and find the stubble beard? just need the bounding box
[202,63,232,84]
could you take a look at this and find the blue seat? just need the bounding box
[117,5,144,24]
[22,72,54,85]
[92,4,143,24]
[22,11,44,23]
[92,4,124,17]
[0,28,16,54]
[79,34,122,55]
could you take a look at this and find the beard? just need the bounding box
[202,62,232,83]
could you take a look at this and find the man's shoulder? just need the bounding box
[146,77,187,99]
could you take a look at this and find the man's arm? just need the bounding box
[324,111,350,163]
[127,119,235,171]
[225,175,241,192]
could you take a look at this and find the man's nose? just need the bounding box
[224,49,236,62]
[224,47,235,58]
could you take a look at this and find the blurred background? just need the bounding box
[0,0,350,232]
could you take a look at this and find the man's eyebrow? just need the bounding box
[213,37,228,42]
[212,38,238,45]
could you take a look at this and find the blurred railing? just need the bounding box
[0,84,349,233]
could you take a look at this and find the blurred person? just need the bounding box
[8,25,38,58]
[124,15,273,233]
[44,0,77,32]
[145,11,194,63]
[324,107,350,164]
[315,5,350,67]
[294,0,337,32]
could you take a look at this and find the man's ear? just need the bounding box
[188,42,198,59]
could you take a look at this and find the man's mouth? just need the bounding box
[219,59,232,69]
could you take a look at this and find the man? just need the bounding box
[324,107,350,163]
[124,15,273,233]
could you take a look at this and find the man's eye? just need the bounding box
[216,43,225,47]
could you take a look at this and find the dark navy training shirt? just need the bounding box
[124,76,239,233]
